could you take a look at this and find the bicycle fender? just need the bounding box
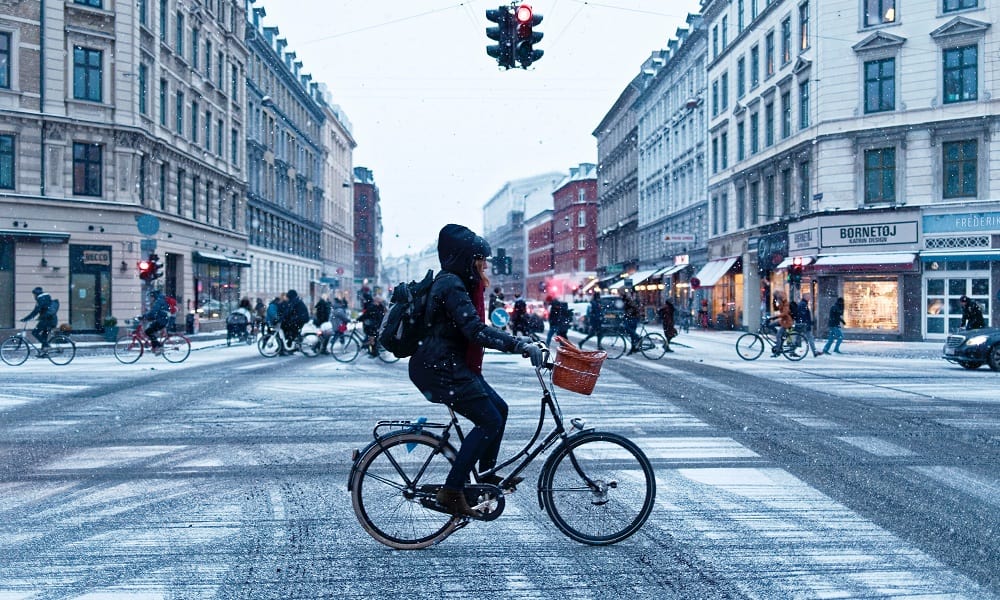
[535,428,595,510]
[346,429,454,492]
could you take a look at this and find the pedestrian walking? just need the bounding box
[795,293,822,357]
[545,296,572,346]
[657,300,677,353]
[408,224,540,517]
[822,297,846,354]
[621,290,642,355]
[959,295,986,330]
[578,292,605,350]
[510,294,528,336]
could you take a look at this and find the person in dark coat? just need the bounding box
[21,286,58,350]
[280,290,310,353]
[544,296,571,346]
[657,300,677,353]
[142,289,171,353]
[822,297,846,354]
[510,294,528,336]
[959,295,986,330]
[359,295,387,357]
[578,292,605,350]
[409,224,541,517]
[621,290,642,354]
[314,294,332,327]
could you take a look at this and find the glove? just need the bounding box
[516,341,544,368]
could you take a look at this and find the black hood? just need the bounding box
[438,224,490,281]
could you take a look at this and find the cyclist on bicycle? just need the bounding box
[279,290,310,354]
[143,289,171,354]
[768,290,794,357]
[359,295,387,357]
[409,224,542,517]
[20,286,58,354]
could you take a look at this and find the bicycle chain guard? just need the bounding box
[418,483,505,522]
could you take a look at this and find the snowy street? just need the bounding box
[0,331,997,599]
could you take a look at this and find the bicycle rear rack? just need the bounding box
[372,418,449,440]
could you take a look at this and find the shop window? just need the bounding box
[843,278,899,332]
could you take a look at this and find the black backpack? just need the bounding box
[46,298,60,318]
[378,270,436,358]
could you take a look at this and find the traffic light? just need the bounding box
[513,4,543,68]
[503,255,513,275]
[788,257,804,284]
[138,258,154,281]
[149,253,164,281]
[486,6,515,69]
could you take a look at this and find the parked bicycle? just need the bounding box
[257,324,322,358]
[347,342,655,549]
[0,324,76,366]
[735,319,806,361]
[326,321,399,363]
[114,318,191,363]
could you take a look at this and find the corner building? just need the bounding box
[702,0,1000,340]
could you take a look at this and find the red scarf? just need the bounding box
[465,278,486,374]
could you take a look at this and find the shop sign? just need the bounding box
[82,250,110,265]
[923,211,1000,234]
[821,220,918,248]
[756,231,788,272]
[789,228,818,252]
[674,255,689,265]
[663,233,696,242]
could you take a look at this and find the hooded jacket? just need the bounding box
[409,224,522,404]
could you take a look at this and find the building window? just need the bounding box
[231,128,239,164]
[191,101,198,142]
[799,2,810,50]
[578,209,586,227]
[176,168,185,214]
[943,139,977,199]
[217,51,224,88]
[765,31,775,78]
[721,192,728,232]
[204,110,211,148]
[799,79,810,129]
[943,45,977,104]
[750,45,760,88]
[721,132,728,169]
[943,0,977,11]
[159,0,168,39]
[780,168,792,215]
[0,32,10,89]
[217,119,223,155]
[722,15,729,49]
[781,17,792,64]
[231,64,239,99]
[781,90,791,138]
[577,188,586,203]
[204,40,212,78]
[765,174,775,220]
[738,0,745,32]
[750,112,760,154]
[175,91,184,134]
[737,186,746,228]
[864,58,895,113]
[712,196,719,235]
[721,72,729,111]
[72,142,102,197]
[750,180,760,225]
[138,63,148,115]
[138,0,147,26]
[799,160,810,211]
[192,175,199,219]
[191,28,199,69]
[737,56,746,98]
[0,134,14,189]
[765,102,774,147]
[159,79,167,126]
[864,0,896,27]
[712,80,719,116]
[713,25,719,59]
[72,46,102,102]
[864,147,896,204]
[159,162,167,210]
[75,0,101,6]
[175,12,184,55]
[577,234,586,251]
[737,121,746,161]
[712,138,719,173]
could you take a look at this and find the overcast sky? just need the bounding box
[259,0,702,257]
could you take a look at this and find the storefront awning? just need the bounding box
[0,229,70,243]
[580,278,600,293]
[658,264,688,277]
[920,249,1000,261]
[624,268,660,285]
[775,256,816,269]
[193,251,251,267]
[692,257,738,287]
[814,253,916,266]
[608,279,626,290]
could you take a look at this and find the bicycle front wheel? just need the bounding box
[639,333,667,360]
[0,337,29,366]
[330,334,360,362]
[782,331,807,361]
[160,334,191,363]
[350,432,459,550]
[540,432,655,546]
[46,334,76,365]
[602,334,628,360]
[258,331,280,357]
[300,333,322,357]
[735,333,765,360]
[114,334,143,364]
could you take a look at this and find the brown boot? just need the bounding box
[436,487,481,517]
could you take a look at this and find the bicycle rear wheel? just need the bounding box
[114,334,143,364]
[639,333,667,360]
[350,432,459,550]
[46,334,76,365]
[161,334,191,363]
[330,334,360,362]
[258,331,280,357]
[602,333,628,360]
[735,333,765,360]
[782,331,807,361]
[0,337,29,366]
[540,432,655,545]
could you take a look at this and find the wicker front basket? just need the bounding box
[551,336,607,395]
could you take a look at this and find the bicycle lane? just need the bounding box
[516,343,992,598]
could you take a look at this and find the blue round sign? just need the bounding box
[490,308,510,328]
[136,214,160,236]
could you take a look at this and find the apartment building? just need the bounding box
[702,0,998,340]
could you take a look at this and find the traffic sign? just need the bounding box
[490,308,510,328]
[690,277,701,290]
[136,214,160,236]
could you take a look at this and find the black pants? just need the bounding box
[145,323,165,347]
[444,376,508,490]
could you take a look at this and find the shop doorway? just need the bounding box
[924,270,990,337]
[69,245,112,332]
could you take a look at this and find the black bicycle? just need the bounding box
[347,343,656,549]
[0,324,76,366]
[735,320,807,361]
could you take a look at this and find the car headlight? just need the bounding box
[964,335,989,346]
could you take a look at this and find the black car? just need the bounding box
[942,327,1000,371]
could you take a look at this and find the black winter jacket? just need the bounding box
[409,224,521,404]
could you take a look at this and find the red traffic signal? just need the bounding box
[138,259,153,281]
[515,4,533,22]
[513,4,543,68]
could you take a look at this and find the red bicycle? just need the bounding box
[113,318,191,364]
